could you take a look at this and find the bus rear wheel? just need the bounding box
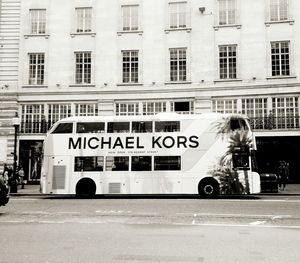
[76,178,96,198]
[198,178,220,198]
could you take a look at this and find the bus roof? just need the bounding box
[56,113,248,123]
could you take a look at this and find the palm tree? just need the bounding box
[212,116,253,194]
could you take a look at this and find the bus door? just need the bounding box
[48,155,71,194]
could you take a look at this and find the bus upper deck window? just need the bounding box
[107,122,130,133]
[132,121,153,133]
[155,121,180,132]
[77,122,105,133]
[51,123,73,134]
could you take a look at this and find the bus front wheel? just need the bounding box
[198,178,220,198]
[76,178,96,198]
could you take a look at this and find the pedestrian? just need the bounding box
[18,166,25,189]
[277,160,289,191]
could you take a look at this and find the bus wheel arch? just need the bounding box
[198,178,220,198]
[76,178,96,198]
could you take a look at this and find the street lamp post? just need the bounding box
[12,115,21,193]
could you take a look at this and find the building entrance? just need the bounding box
[256,136,300,183]
[19,140,43,183]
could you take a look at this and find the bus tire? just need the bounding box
[198,178,220,198]
[76,178,96,198]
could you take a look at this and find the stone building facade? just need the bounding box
[0,0,299,182]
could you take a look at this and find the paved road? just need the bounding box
[1,195,300,263]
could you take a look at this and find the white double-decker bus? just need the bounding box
[40,113,260,198]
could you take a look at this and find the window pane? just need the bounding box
[74,156,104,171]
[154,156,181,171]
[131,156,152,171]
[106,157,129,171]
[76,122,105,133]
[132,121,153,133]
[107,122,130,133]
[52,123,73,134]
[155,121,180,132]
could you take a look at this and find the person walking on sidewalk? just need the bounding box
[18,167,25,189]
[277,160,289,191]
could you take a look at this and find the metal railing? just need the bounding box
[20,121,54,134]
[249,116,300,130]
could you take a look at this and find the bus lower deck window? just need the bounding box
[154,156,181,171]
[106,156,129,171]
[131,156,152,171]
[74,156,104,171]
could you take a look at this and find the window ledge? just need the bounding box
[22,85,48,88]
[266,75,296,80]
[214,24,242,31]
[165,81,192,85]
[265,20,295,26]
[71,32,96,37]
[69,84,96,87]
[24,34,50,39]
[164,27,192,33]
[214,79,243,83]
[117,30,143,36]
[116,83,143,86]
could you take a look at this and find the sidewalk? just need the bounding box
[10,183,300,196]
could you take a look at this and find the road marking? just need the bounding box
[178,212,291,218]
[250,221,267,225]
[10,198,38,201]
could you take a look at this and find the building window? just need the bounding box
[219,45,237,79]
[48,104,71,126]
[218,0,236,25]
[169,2,187,29]
[142,102,167,115]
[272,97,299,128]
[76,7,92,33]
[171,101,194,114]
[28,53,45,85]
[170,48,187,82]
[270,0,288,21]
[75,103,98,116]
[30,9,46,34]
[122,5,139,31]
[122,50,139,83]
[116,103,139,116]
[212,99,237,113]
[21,104,45,134]
[75,52,91,84]
[241,98,268,118]
[271,41,290,76]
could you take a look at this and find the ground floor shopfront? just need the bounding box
[17,136,300,184]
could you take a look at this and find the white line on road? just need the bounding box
[249,221,267,225]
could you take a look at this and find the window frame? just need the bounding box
[28,53,45,85]
[218,44,237,80]
[75,7,93,33]
[121,5,139,31]
[29,9,46,35]
[169,48,187,82]
[74,51,92,84]
[270,41,290,77]
[121,50,139,84]
[218,0,237,26]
